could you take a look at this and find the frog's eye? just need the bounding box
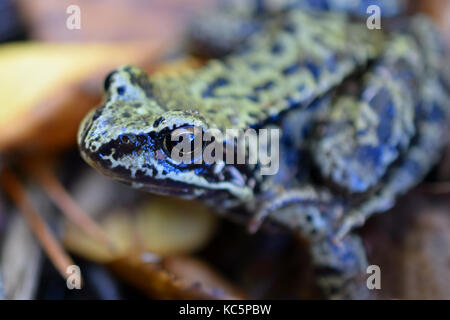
[163,126,202,160]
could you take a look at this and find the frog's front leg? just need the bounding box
[336,75,449,240]
[254,187,371,299]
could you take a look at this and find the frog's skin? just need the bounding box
[78,1,449,299]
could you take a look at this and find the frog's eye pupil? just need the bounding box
[164,136,181,156]
[163,127,198,159]
[117,86,126,95]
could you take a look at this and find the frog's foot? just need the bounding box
[312,234,370,299]
[248,186,333,235]
[254,188,370,299]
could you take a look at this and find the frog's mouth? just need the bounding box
[120,178,205,199]
[80,149,219,199]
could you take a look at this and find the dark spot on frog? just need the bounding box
[305,60,321,80]
[283,62,301,76]
[117,86,126,95]
[271,42,283,55]
[143,164,158,177]
[149,131,157,140]
[254,80,275,92]
[123,66,153,98]
[202,77,229,98]
[134,170,148,181]
[246,95,259,102]
[122,112,131,118]
[369,88,394,144]
[428,102,445,122]
[282,22,296,34]
[103,70,117,91]
[153,117,164,127]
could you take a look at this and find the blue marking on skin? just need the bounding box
[246,95,259,102]
[271,42,283,55]
[301,124,313,138]
[303,0,330,10]
[254,0,265,15]
[254,80,275,92]
[376,102,395,144]
[194,167,210,175]
[429,102,445,122]
[284,87,313,109]
[349,175,365,193]
[367,88,395,144]
[160,160,182,174]
[357,128,368,136]
[305,60,321,80]
[285,96,299,109]
[283,62,301,76]
[282,23,296,34]
[325,54,338,73]
[306,95,325,111]
[357,146,383,168]
[202,77,229,98]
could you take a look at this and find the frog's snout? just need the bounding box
[77,109,96,150]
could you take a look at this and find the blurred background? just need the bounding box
[0,0,449,300]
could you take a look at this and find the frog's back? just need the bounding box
[149,10,385,131]
[78,2,448,206]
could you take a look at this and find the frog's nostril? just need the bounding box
[117,86,126,95]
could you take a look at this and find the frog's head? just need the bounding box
[78,66,253,205]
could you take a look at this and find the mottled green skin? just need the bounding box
[78,7,449,299]
[79,10,384,202]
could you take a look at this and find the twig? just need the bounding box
[25,161,116,252]
[0,169,74,279]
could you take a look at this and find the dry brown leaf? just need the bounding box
[0,42,166,153]
[108,253,244,299]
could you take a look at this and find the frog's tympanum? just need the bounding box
[78,0,449,299]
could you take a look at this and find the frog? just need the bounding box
[77,0,449,299]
